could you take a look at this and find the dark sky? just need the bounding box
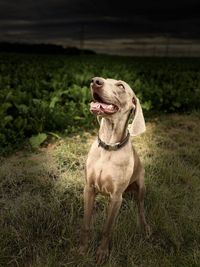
[1,0,200,54]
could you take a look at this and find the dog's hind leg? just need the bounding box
[134,170,151,238]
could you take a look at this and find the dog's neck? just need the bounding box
[98,113,129,144]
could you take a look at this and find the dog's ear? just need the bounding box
[129,97,146,136]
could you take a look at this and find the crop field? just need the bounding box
[0,53,200,267]
[0,53,200,153]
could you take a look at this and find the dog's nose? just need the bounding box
[91,77,104,88]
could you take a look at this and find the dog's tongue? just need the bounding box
[90,101,116,114]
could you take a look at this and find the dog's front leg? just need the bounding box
[96,194,122,264]
[79,184,95,254]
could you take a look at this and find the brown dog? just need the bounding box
[79,77,150,264]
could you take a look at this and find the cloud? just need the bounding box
[0,0,200,55]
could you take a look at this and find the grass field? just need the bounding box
[1,113,200,267]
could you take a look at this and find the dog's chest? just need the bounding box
[86,148,132,196]
[89,158,117,196]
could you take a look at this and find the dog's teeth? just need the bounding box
[109,105,114,110]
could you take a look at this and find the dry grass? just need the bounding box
[0,113,200,267]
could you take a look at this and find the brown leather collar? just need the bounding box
[97,131,130,151]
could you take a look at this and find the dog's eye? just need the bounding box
[117,83,125,90]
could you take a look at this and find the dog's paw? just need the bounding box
[78,230,90,255]
[96,247,109,265]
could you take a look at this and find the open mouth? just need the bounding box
[90,92,118,115]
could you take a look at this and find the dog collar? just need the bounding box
[97,132,130,151]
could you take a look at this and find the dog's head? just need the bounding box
[90,77,145,136]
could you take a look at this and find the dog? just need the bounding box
[79,77,150,264]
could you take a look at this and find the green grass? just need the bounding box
[1,113,200,267]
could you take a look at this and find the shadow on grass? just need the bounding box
[1,114,200,267]
[0,136,93,267]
